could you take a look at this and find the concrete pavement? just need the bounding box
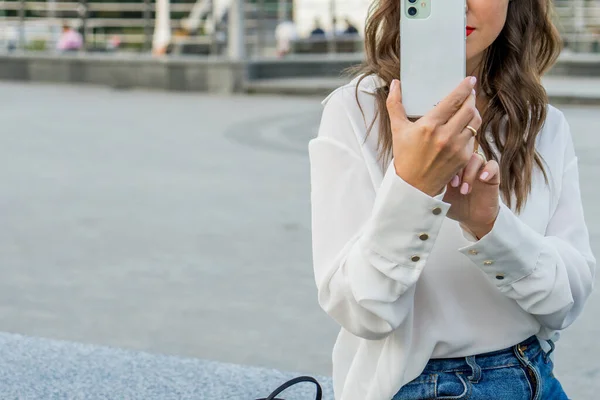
[1,81,599,398]
[0,332,333,400]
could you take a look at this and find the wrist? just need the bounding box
[465,218,497,240]
[470,224,493,240]
[394,165,445,198]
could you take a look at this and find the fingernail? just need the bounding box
[470,76,477,86]
[480,171,489,181]
[472,89,476,96]
[460,182,469,195]
[451,175,460,188]
[390,80,397,92]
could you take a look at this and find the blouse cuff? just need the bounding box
[459,202,543,287]
[362,162,451,267]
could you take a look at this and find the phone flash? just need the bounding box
[421,2,426,6]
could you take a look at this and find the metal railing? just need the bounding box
[0,0,263,53]
[554,1,600,52]
[0,0,599,56]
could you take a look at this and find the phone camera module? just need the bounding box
[408,6,417,16]
[408,0,417,3]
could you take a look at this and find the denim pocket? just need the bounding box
[435,371,472,399]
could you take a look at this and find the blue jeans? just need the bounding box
[392,336,569,400]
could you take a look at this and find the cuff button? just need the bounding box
[468,249,479,255]
[419,233,429,241]
[432,207,442,215]
[484,260,494,266]
[496,274,505,280]
[411,255,421,262]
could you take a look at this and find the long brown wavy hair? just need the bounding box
[349,0,562,212]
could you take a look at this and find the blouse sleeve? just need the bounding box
[309,91,450,340]
[458,115,596,331]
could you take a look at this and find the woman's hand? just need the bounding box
[386,76,481,197]
[443,154,501,239]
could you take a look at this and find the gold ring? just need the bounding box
[465,125,478,137]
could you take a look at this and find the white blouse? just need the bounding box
[308,75,596,400]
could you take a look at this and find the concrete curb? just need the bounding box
[244,76,600,105]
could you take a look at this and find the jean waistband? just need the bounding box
[422,336,546,374]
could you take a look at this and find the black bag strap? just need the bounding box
[256,376,323,400]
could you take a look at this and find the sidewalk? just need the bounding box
[0,332,334,400]
[245,75,600,104]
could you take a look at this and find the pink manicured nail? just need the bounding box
[460,182,469,195]
[390,80,397,92]
[451,175,460,188]
[480,171,490,181]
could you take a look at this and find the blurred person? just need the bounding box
[56,23,83,52]
[6,26,18,52]
[275,19,298,57]
[342,17,359,35]
[152,0,171,56]
[107,35,121,52]
[309,0,595,399]
[310,18,326,37]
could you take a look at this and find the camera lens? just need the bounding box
[408,0,417,3]
[408,6,417,16]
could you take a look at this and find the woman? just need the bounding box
[308,0,596,398]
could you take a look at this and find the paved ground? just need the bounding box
[1,81,599,399]
[0,332,333,400]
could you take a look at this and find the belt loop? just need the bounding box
[544,339,556,363]
[465,356,481,383]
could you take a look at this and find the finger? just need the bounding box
[445,91,482,142]
[450,174,461,188]
[425,76,478,125]
[450,168,464,188]
[478,160,500,185]
[386,79,409,127]
[460,152,486,195]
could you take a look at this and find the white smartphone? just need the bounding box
[400,0,466,118]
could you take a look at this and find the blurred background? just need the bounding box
[1,0,600,399]
[0,0,600,55]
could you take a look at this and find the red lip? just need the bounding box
[466,26,475,37]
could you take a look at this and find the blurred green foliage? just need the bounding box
[25,39,46,51]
